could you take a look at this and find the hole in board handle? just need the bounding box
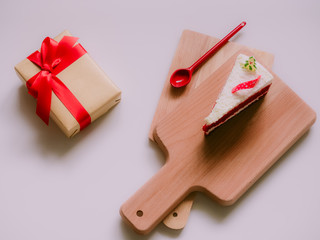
[136,210,143,217]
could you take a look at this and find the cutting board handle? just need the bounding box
[120,161,192,234]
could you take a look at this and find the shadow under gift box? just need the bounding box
[14,30,121,138]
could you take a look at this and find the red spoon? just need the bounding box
[170,21,246,88]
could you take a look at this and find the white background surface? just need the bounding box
[1,0,319,239]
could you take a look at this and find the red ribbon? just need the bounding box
[26,36,91,130]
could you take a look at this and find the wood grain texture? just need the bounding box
[121,49,316,234]
[152,30,275,229]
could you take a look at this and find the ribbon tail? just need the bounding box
[27,51,42,67]
[36,76,52,125]
[26,72,41,98]
[51,76,91,130]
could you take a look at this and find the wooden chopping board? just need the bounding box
[150,30,275,229]
[121,49,316,235]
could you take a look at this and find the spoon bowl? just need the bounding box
[170,68,192,88]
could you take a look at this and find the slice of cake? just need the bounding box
[203,54,273,135]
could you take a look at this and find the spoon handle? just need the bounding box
[189,21,246,73]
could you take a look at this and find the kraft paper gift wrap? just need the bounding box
[14,30,121,137]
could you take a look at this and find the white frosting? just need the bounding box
[205,54,273,125]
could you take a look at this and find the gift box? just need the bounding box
[14,30,121,137]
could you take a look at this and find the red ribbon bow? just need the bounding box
[26,36,91,130]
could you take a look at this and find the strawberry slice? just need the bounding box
[232,75,261,93]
